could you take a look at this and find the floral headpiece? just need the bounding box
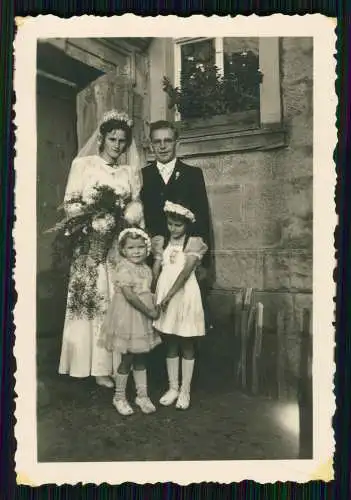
[100,110,133,128]
[164,200,196,223]
[118,227,151,255]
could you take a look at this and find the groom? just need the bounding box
[140,120,213,323]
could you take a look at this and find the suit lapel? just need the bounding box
[148,161,166,187]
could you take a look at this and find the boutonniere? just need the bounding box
[175,171,180,180]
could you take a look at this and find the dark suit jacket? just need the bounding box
[140,159,212,268]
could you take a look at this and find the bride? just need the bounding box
[58,110,144,388]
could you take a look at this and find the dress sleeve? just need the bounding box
[63,157,86,216]
[125,164,145,228]
[151,235,165,261]
[64,157,84,203]
[184,236,208,260]
[114,262,135,288]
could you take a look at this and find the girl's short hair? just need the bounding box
[99,119,133,154]
[118,227,151,255]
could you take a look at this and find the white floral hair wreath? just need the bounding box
[100,110,133,128]
[164,200,196,223]
[118,227,151,255]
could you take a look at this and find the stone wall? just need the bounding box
[185,38,313,394]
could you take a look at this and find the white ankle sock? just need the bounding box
[166,357,179,391]
[180,358,195,394]
[114,372,129,401]
[133,369,148,399]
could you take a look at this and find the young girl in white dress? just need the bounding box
[98,228,161,416]
[152,201,208,410]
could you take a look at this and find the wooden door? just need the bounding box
[37,75,78,273]
[36,74,78,334]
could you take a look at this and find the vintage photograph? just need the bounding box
[14,15,335,485]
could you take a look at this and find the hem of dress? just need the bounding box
[58,370,113,378]
[153,329,205,338]
[112,345,161,355]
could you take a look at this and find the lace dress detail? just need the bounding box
[153,236,208,337]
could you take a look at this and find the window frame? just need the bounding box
[171,37,285,157]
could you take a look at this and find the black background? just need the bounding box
[1,1,348,498]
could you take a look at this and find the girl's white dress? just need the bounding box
[153,236,208,337]
[58,155,143,378]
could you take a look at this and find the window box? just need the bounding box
[180,110,260,135]
[169,37,286,157]
[177,125,287,159]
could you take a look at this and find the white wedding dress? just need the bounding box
[58,155,143,377]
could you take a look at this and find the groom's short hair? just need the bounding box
[149,120,179,141]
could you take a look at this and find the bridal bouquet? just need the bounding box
[47,184,129,258]
[46,183,142,319]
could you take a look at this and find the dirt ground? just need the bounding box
[37,327,299,462]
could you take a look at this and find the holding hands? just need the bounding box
[148,304,161,320]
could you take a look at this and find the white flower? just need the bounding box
[83,186,98,205]
[82,226,88,235]
[117,199,126,209]
[113,184,127,197]
[64,229,71,237]
[100,110,133,128]
[66,202,83,217]
[163,200,196,223]
[91,214,115,233]
[124,200,143,225]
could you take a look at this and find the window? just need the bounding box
[165,37,284,157]
[171,37,261,122]
[168,37,281,125]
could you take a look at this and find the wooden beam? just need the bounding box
[299,308,313,458]
[259,37,282,126]
[39,38,127,74]
[252,302,263,395]
[276,309,287,400]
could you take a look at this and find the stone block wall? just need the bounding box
[186,38,313,393]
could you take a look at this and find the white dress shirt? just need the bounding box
[156,158,177,184]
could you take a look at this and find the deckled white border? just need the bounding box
[13,14,337,485]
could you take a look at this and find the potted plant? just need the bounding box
[163,50,263,130]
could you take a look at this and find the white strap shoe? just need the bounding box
[175,391,190,410]
[113,398,134,416]
[96,376,114,388]
[135,396,156,414]
[159,388,179,406]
